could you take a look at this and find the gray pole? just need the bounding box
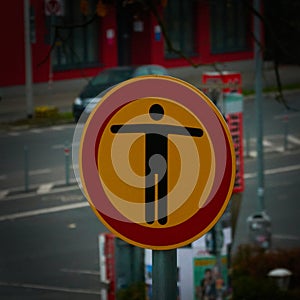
[215,221,223,273]
[152,249,177,300]
[254,0,265,212]
[64,142,70,185]
[24,145,29,192]
[24,0,34,118]
[283,113,289,151]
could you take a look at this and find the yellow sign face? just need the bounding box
[79,76,235,249]
[98,97,215,228]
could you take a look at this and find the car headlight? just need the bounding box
[74,97,82,105]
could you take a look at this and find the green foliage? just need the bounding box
[35,106,58,118]
[0,111,74,131]
[116,282,146,300]
[232,275,284,300]
[242,82,300,96]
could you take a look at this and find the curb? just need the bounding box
[0,180,80,201]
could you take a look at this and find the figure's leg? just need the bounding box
[145,175,155,224]
[158,173,168,225]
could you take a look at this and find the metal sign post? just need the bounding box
[24,0,33,118]
[153,250,177,300]
[254,0,265,212]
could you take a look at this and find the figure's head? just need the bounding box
[204,268,212,279]
[149,104,164,121]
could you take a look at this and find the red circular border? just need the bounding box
[79,76,235,249]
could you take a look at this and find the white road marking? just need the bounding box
[0,174,7,180]
[51,126,64,131]
[248,150,257,158]
[1,181,80,202]
[67,223,77,229]
[29,168,51,176]
[248,148,275,157]
[263,139,273,147]
[52,144,65,150]
[51,183,81,194]
[288,135,300,145]
[265,164,300,175]
[244,164,300,179]
[0,281,100,295]
[0,163,298,215]
[273,234,300,241]
[0,201,88,222]
[264,148,276,153]
[50,124,75,130]
[274,146,284,153]
[247,138,278,157]
[37,183,53,194]
[60,194,83,202]
[30,129,43,134]
[0,190,9,200]
[60,268,100,276]
[8,132,20,136]
[247,138,300,156]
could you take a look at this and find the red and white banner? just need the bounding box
[99,233,116,300]
[226,112,244,193]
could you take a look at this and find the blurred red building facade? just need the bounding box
[1,0,254,87]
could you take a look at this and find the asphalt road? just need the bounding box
[0,91,299,298]
[0,187,107,300]
[233,149,300,250]
[233,91,300,250]
[0,124,76,191]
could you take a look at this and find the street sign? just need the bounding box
[79,76,235,250]
[44,0,64,16]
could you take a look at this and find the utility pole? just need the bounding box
[24,0,34,118]
[254,0,265,212]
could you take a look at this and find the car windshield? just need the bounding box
[90,68,134,86]
[133,65,168,76]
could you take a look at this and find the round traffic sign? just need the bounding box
[79,76,235,250]
[45,0,62,15]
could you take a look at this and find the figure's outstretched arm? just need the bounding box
[111,124,203,137]
[185,127,203,137]
[166,125,203,137]
[111,125,123,133]
[110,124,146,134]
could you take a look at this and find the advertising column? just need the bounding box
[202,71,244,193]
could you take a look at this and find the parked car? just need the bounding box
[72,65,169,122]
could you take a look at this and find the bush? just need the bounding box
[231,245,300,300]
[232,275,284,300]
[35,106,58,118]
[117,282,146,300]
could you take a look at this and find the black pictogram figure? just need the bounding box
[111,104,203,225]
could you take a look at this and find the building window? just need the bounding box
[51,0,100,70]
[164,0,196,58]
[210,0,250,54]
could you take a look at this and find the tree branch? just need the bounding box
[37,13,98,68]
[55,12,97,29]
[145,0,225,78]
[245,0,295,109]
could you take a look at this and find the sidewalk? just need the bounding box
[1,59,300,122]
